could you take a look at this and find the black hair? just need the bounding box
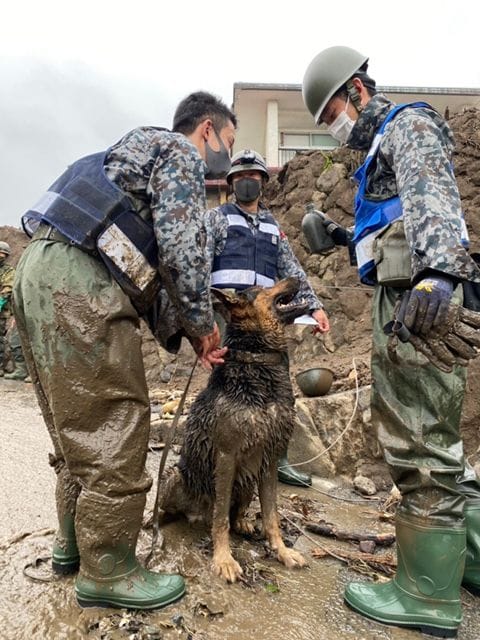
[172,91,237,134]
[332,63,377,101]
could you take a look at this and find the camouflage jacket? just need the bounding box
[205,202,323,311]
[105,127,213,338]
[0,262,15,316]
[348,94,480,283]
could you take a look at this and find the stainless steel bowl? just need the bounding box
[295,367,334,397]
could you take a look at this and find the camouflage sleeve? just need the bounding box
[203,206,229,265]
[0,265,15,299]
[383,108,479,282]
[148,135,214,338]
[277,233,323,310]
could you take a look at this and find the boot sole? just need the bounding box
[52,558,80,575]
[344,597,458,638]
[76,585,186,610]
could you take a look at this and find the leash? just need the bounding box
[146,356,198,567]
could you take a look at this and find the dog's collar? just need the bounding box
[225,349,285,365]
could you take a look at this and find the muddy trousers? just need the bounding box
[13,237,153,580]
[0,315,7,372]
[371,284,480,525]
[346,285,480,634]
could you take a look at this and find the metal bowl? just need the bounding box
[295,367,334,397]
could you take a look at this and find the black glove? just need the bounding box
[320,214,350,246]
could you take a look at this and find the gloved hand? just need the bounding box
[319,213,350,246]
[385,291,480,373]
[403,276,454,335]
[0,297,7,312]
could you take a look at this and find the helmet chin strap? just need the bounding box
[346,78,363,114]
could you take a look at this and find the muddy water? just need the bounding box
[2,380,480,639]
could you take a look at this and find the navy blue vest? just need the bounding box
[22,150,161,312]
[211,203,280,290]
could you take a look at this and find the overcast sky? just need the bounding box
[1,0,480,227]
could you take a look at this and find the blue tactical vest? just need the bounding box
[352,102,435,285]
[211,203,280,289]
[22,149,161,312]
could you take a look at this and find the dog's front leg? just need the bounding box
[212,451,243,582]
[258,463,306,570]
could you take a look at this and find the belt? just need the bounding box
[33,224,75,245]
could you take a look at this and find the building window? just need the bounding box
[279,132,339,164]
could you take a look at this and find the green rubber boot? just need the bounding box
[52,513,80,575]
[277,453,312,487]
[75,492,185,610]
[344,515,465,638]
[463,504,480,595]
[4,362,28,380]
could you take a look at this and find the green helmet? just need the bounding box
[302,46,368,124]
[0,241,11,255]
[227,149,269,183]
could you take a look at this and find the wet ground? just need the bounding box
[2,379,480,640]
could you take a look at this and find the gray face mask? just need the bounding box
[205,130,232,179]
[234,177,261,203]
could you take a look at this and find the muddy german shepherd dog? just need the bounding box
[160,277,308,582]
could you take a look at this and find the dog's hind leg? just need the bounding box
[231,488,256,536]
[258,463,306,570]
[211,451,243,582]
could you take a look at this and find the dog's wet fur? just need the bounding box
[160,277,309,582]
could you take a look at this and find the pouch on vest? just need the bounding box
[97,211,161,314]
[373,220,412,287]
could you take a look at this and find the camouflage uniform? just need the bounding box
[348,94,480,526]
[205,202,323,311]
[0,259,14,374]
[13,128,214,584]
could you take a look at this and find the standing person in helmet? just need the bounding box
[205,149,330,487]
[0,241,15,377]
[13,91,236,611]
[302,46,480,637]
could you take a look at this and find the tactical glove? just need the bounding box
[0,297,7,312]
[319,213,350,246]
[385,291,480,373]
[403,276,454,335]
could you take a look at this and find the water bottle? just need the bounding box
[301,203,335,254]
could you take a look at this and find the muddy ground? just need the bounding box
[2,378,480,640]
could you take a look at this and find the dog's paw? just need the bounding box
[278,547,307,569]
[233,516,256,537]
[212,553,243,583]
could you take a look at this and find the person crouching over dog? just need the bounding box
[205,149,330,487]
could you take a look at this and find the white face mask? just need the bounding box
[327,98,355,145]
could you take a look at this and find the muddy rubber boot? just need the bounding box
[277,453,312,487]
[52,513,80,575]
[4,361,28,380]
[463,504,480,595]
[75,492,185,610]
[344,515,465,638]
[52,464,81,575]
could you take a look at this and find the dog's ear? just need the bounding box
[211,288,244,307]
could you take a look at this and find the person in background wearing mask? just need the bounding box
[0,241,14,377]
[13,91,236,611]
[302,46,480,637]
[205,149,330,487]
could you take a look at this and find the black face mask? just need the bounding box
[233,177,261,203]
[204,130,231,179]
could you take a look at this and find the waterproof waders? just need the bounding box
[345,515,465,638]
[14,238,185,610]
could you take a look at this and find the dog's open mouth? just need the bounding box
[275,291,310,324]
